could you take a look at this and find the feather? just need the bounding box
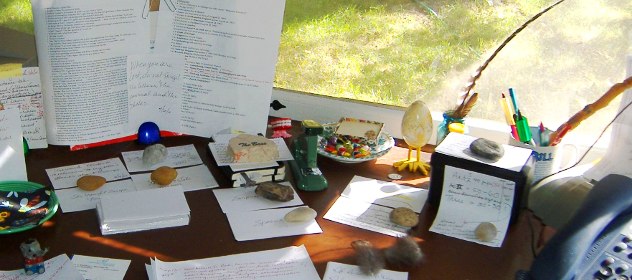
[384,236,424,267]
[452,92,478,119]
[351,240,385,275]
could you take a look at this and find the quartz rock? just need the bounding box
[76,175,106,191]
[143,144,168,166]
[475,222,498,242]
[470,138,504,161]
[389,207,419,227]
[255,182,295,202]
[284,207,317,223]
[151,166,178,186]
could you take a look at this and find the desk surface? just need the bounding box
[0,130,541,279]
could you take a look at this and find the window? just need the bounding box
[272,0,631,152]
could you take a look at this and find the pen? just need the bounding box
[500,93,519,140]
[509,88,533,144]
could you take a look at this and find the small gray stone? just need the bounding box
[143,144,168,166]
[284,207,317,223]
[470,138,504,161]
[255,182,295,202]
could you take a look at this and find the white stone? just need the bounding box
[284,207,317,223]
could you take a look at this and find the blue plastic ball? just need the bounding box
[137,122,160,145]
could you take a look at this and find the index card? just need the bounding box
[225,206,322,241]
[208,135,294,166]
[55,179,137,213]
[122,144,203,172]
[46,158,131,189]
[131,164,218,192]
[212,182,303,213]
[342,175,427,213]
[324,196,409,237]
[323,262,408,280]
[71,255,131,280]
[147,245,320,280]
[127,54,183,133]
[429,165,514,247]
[436,133,532,172]
[0,107,28,181]
[0,67,48,148]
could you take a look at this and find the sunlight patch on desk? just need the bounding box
[73,231,175,261]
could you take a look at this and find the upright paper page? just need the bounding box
[0,67,47,148]
[32,0,149,145]
[153,0,286,136]
[0,107,28,181]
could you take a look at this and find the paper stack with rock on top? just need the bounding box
[97,186,190,235]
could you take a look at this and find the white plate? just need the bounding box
[317,123,394,163]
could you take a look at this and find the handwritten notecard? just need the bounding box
[71,255,131,280]
[323,262,408,280]
[324,196,409,237]
[46,158,131,189]
[127,54,183,132]
[429,165,514,247]
[55,179,137,213]
[147,245,320,280]
[132,164,218,191]
[212,182,303,213]
[0,107,28,181]
[122,144,203,172]
[0,254,84,280]
[225,206,322,241]
[342,175,427,213]
[208,134,294,166]
[0,67,48,149]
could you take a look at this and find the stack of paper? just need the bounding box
[97,186,190,235]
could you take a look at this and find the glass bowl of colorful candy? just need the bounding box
[317,123,395,163]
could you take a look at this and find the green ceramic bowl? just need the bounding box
[0,181,59,234]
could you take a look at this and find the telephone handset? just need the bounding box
[517,174,632,280]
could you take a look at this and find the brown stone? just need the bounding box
[151,166,178,186]
[76,175,107,191]
[389,207,419,227]
[255,182,295,202]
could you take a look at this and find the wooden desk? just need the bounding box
[0,133,541,279]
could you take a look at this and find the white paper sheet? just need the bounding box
[0,107,28,181]
[153,0,286,137]
[225,206,322,241]
[0,67,48,149]
[429,165,514,247]
[208,136,294,166]
[32,0,148,145]
[45,158,131,189]
[323,262,408,280]
[71,255,131,280]
[212,182,302,213]
[583,56,632,182]
[55,179,137,213]
[146,245,320,280]
[132,164,218,192]
[0,254,84,280]
[121,144,203,172]
[342,175,427,213]
[127,54,183,132]
[435,133,533,172]
[324,196,409,237]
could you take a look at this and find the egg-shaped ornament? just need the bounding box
[137,122,161,145]
[401,100,433,148]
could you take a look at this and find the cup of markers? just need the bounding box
[508,126,577,183]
